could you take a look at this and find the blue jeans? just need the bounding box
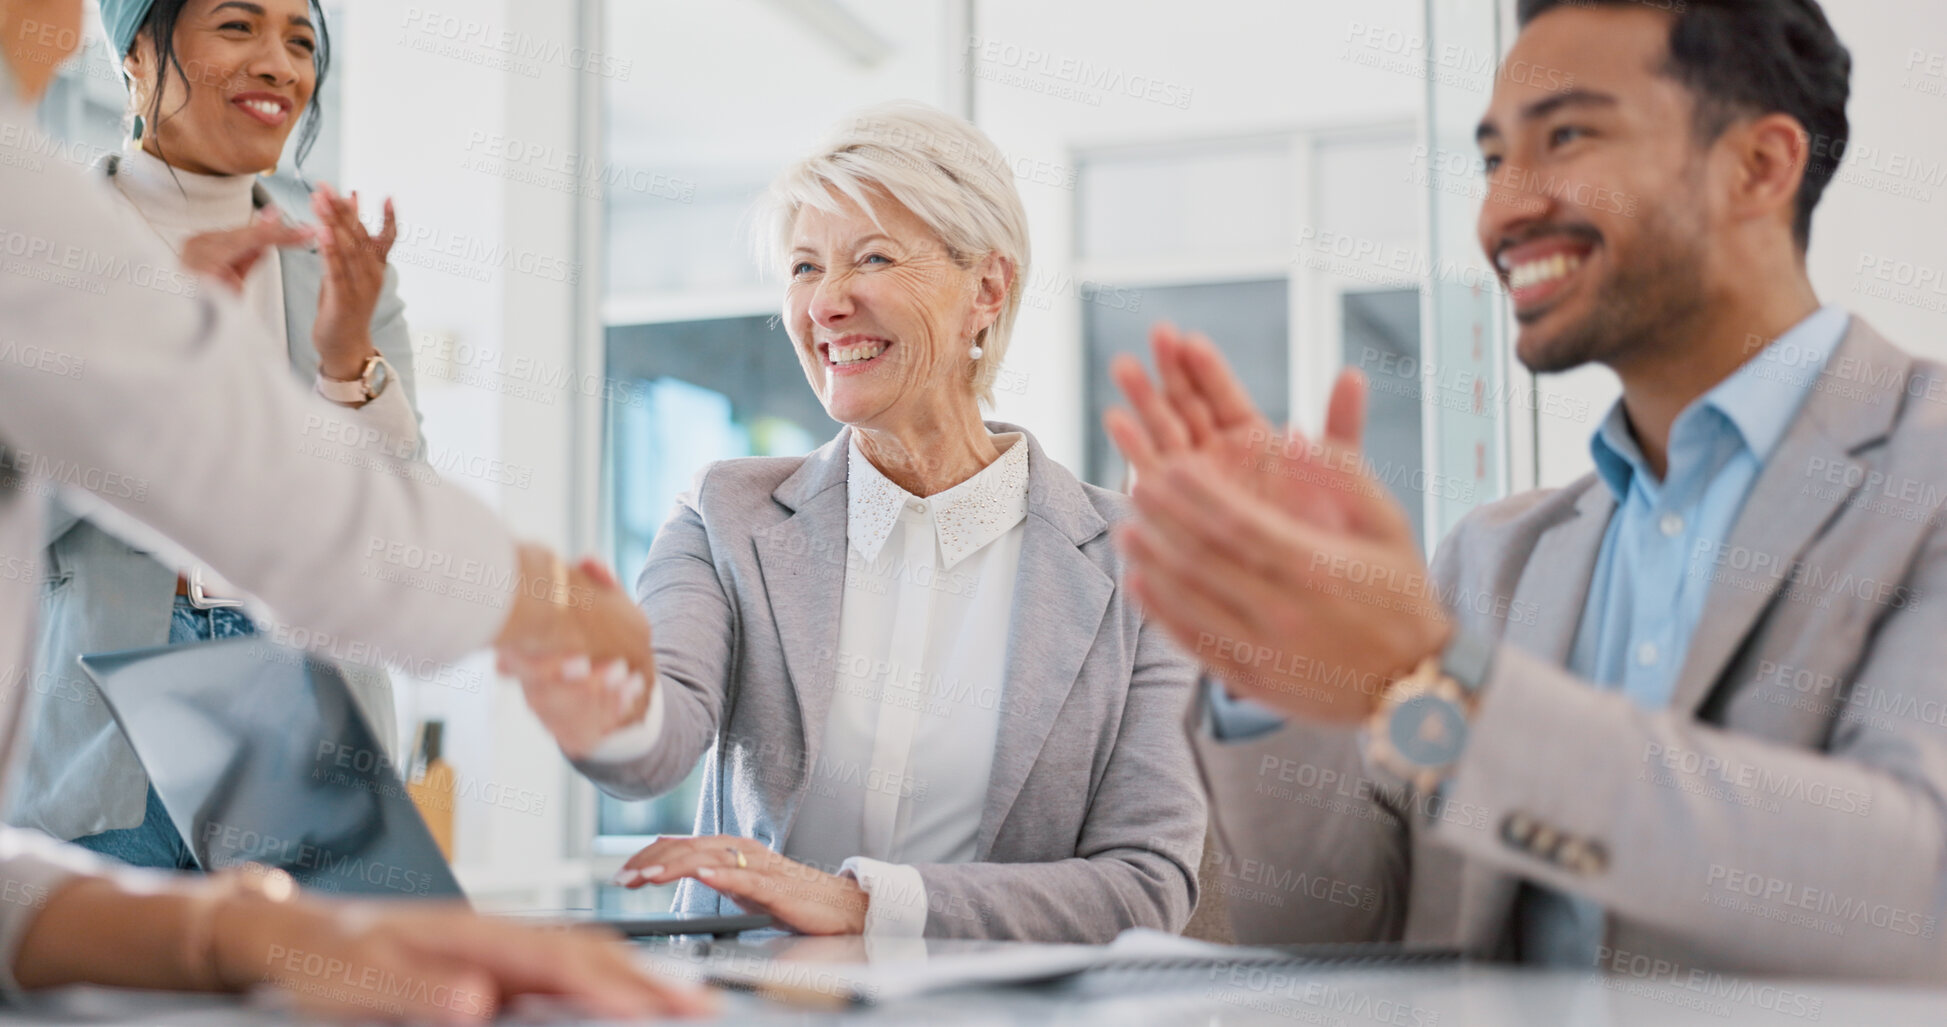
[70,597,258,871]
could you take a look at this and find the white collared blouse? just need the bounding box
[783,432,1029,937]
[595,433,1031,938]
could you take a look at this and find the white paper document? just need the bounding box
[652,929,1284,1005]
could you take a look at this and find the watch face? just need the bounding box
[1389,694,1469,768]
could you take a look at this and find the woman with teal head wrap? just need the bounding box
[99,0,154,57]
[99,0,328,169]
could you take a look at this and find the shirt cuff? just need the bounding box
[839,857,928,941]
[1202,677,1287,742]
[348,384,421,454]
[580,675,668,764]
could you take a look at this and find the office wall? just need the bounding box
[1810,5,1947,358]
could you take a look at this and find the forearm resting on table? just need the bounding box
[14,874,283,992]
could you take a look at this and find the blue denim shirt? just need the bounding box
[1519,305,1852,965]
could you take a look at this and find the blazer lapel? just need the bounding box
[975,429,1114,857]
[1667,322,1904,715]
[279,243,320,374]
[259,180,331,378]
[1453,480,1612,947]
[1503,482,1614,663]
[751,431,852,774]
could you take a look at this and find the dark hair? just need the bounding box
[133,0,331,172]
[1516,0,1850,248]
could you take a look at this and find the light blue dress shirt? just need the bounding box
[1519,305,1851,965]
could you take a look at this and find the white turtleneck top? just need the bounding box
[108,146,419,446]
[107,147,421,598]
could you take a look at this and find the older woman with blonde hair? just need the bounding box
[515,101,1206,942]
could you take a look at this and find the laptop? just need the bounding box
[79,637,770,938]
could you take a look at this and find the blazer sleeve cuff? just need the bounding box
[579,676,670,765]
[1201,677,1288,742]
[343,384,420,455]
[839,857,928,941]
[1431,644,1628,872]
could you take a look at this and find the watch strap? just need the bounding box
[315,354,392,404]
[1440,626,1496,697]
[314,372,369,404]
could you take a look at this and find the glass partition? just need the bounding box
[1420,0,1515,537]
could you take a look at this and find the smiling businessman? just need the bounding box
[1107,0,1947,980]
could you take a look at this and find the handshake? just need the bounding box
[493,543,659,759]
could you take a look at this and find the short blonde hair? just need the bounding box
[758,101,1031,406]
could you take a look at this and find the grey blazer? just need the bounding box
[9,162,420,841]
[577,424,1207,941]
[1196,318,1947,981]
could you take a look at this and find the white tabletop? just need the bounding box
[4,957,1942,1025]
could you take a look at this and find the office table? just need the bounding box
[4,941,1941,1025]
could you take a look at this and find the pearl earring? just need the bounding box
[969,342,984,360]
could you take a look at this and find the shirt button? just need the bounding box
[1659,514,1684,537]
[909,500,927,514]
[1636,642,1659,666]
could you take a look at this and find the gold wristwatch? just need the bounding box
[1365,628,1495,795]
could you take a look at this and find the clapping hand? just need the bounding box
[1106,323,1399,538]
[309,183,399,382]
[1105,326,1450,723]
[495,550,660,759]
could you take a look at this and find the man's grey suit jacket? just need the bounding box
[1197,318,1947,981]
[578,424,1207,942]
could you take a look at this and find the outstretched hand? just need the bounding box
[495,549,659,759]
